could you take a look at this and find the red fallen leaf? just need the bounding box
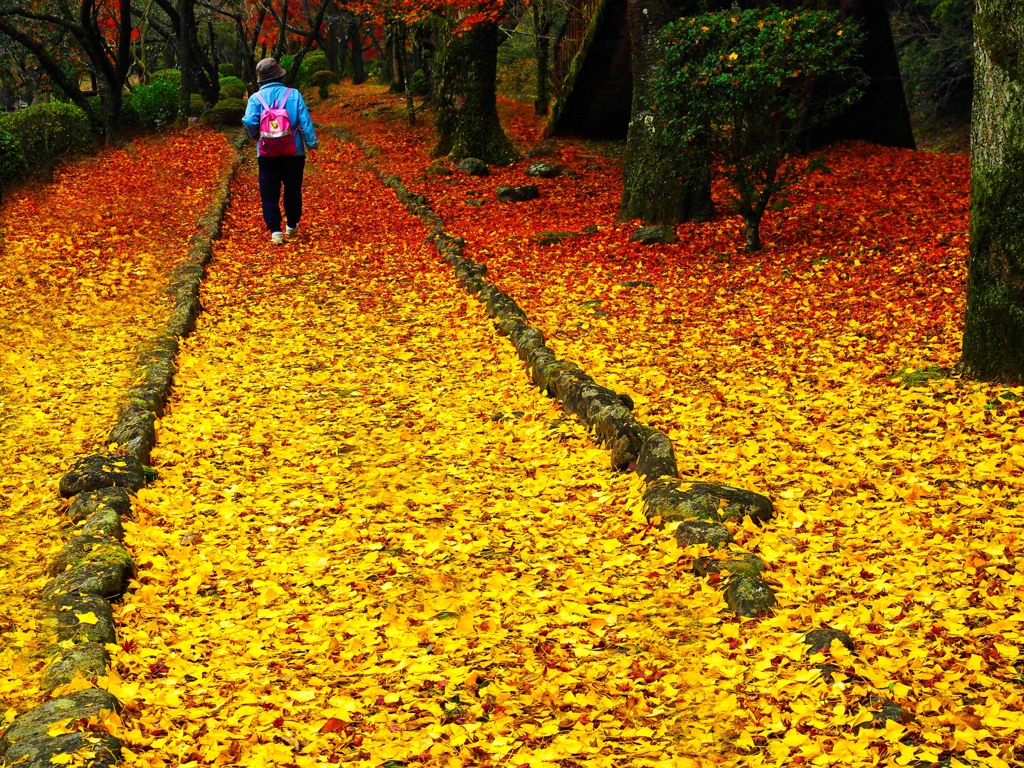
[272,716,285,727]
[319,718,346,733]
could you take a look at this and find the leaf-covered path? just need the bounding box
[105,133,735,767]
[0,130,234,712]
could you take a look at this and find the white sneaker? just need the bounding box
[271,231,285,245]
[285,224,298,240]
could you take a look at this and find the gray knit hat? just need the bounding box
[256,58,286,83]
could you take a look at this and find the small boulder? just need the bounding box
[496,185,539,203]
[532,230,577,246]
[457,157,489,176]
[47,592,117,645]
[804,627,856,655]
[526,161,562,178]
[0,688,121,767]
[59,453,146,498]
[673,520,733,549]
[629,224,678,245]
[67,487,133,523]
[724,575,777,617]
[41,643,110,692]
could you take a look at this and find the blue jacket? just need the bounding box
[242,82,317,157]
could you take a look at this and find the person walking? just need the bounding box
[242,58,319,245]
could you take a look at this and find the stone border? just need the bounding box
[0,137,245,768]
[326,125,779,619]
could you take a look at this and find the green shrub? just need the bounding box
[219,75,247,100]
[200,98,246,127]
[298,51,329,83]
[0,102,94,168]
[279,55,295,77]
[656,7,865,251]
[0,126,27,182]
[150,69,182,86]
[189,93,205,116]
[409,69,431,97]
[309,69,340,99]
[219,63,237,78]
[130,79,179,127]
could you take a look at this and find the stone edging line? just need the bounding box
[0,135,245,768]
[324,125,780,619]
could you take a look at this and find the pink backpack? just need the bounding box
[254,89,297,157]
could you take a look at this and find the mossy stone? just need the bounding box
[723,575,777,617]
[59,453,146,498]
[66,487,133,523]
[0,688,121,767]
[804,627,855,655]
[41,643,110,692]
[674,520,733,548]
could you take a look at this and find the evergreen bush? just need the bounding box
[0,126,27,182]
[200,98,246,127]
[656,7,865,251]
[150,69,182,87]
[298,51,329,83]
[219,76,247,100]
[219,63,237,78]
[130,80,179,127]
[0,102,94,168]
[309,70,340,99]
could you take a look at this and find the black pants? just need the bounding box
[257,155,306,232]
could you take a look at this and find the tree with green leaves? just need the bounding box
[655,7,865,251]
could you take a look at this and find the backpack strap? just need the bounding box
[254,90,270,110]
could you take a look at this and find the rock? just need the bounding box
[79,507,124,541]
[693,553,767,579]
[47,592,117,645]
[496,185,539,203]
[48,535,116,577]
[526,161,562,178]
[0,688,121,767]
[425,158,453,176]
[41,643,110,692]
[457,157,489,176]
[108,404,157,465]
[532,230,577,246]
[803,627,856,655]
[629,224,678,245]
[635,430,678,481]
[58,453,146,498]
[526,139,557,158]
[618,279,656,289]
[723,575,777,617]
[673,520,733,548]
[647,482,774,525]
[67,487,133,524]
[858,695,913,729]
[44,542,134,601]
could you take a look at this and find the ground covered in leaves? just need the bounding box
[0,129,233,713]
[2,85,1021,768]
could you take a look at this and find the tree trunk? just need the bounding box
[789,0,915,148]
[960,0,1024,382]
[533,2,552,116]
[620,0,711,225]
[349,20,366,84]
[433,17,518,163]
[391,22,407,94]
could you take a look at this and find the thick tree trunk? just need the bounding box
[533,3,552,116]
[390,22,407,93]
[349,20,366,84]
[790,0,915,148]
[433,18,518,164]
[961,0,1024,382]
[620,0,711,225]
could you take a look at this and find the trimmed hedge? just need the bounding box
[219,76,247,100]
[0,126,27,182]
[200,98,246,127]
[130,80,179,127]
[0,102,94,169]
